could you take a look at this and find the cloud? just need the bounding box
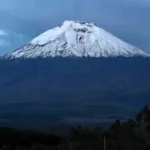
[0,30,8,36]
[0,29,10,49]
[0,30,30,55]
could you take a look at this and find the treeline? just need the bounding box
[0,105,150,150]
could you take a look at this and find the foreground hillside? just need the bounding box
[0,106,150,150]
[0,57,150,128]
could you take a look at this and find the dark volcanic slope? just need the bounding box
[0,57,150,128]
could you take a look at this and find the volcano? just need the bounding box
[0,21,150,130]
[4,20,148,59]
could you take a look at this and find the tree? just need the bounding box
[135,105,150,125]
[136,112,143,125]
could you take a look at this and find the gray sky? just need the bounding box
[0,0,150,55]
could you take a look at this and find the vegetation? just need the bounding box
[0,105,150,150]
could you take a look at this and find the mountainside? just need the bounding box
[0,57,150,129]
[4,21,148,59]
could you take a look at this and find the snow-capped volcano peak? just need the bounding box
[4,20,149,58]
[30,20,96,45]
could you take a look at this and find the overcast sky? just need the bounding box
[0,0,150,55]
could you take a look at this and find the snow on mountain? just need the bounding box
[4,20,149,59]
